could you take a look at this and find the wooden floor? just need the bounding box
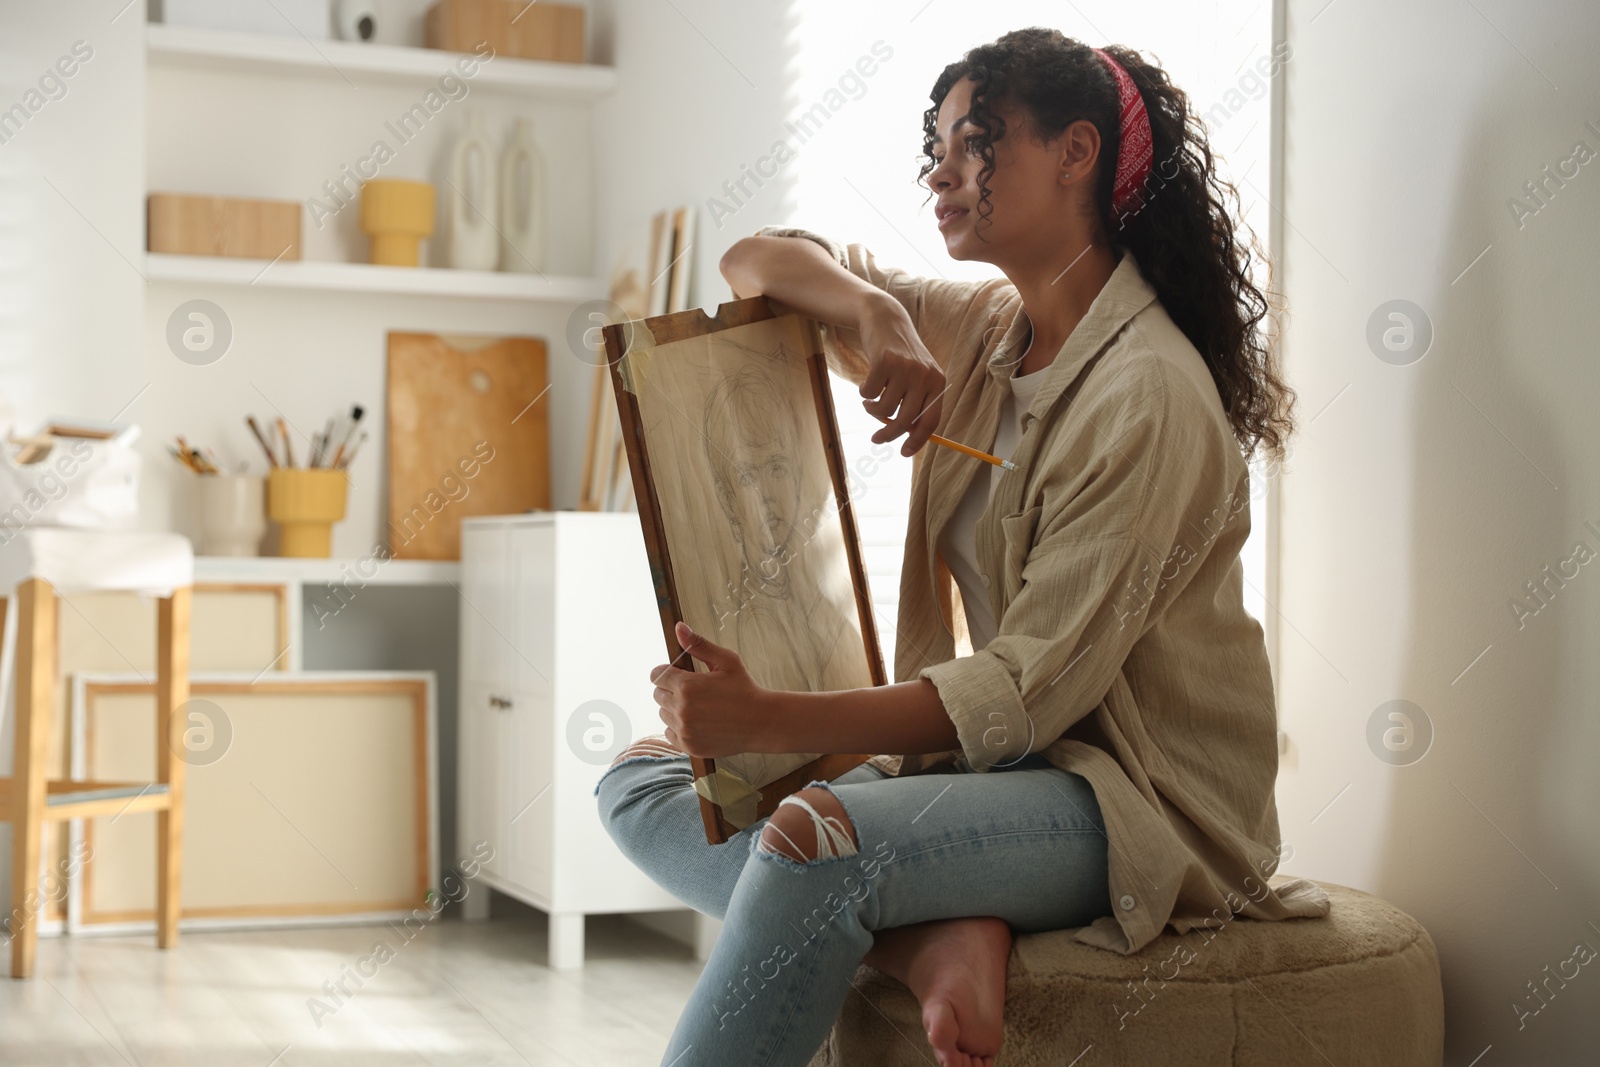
[0,905,704,1066]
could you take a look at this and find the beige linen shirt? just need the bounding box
[752,224,1331,955]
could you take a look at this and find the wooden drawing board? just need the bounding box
[602,295,885,845]
[386,332,551,559]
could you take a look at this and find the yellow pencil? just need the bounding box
[872,414,1017,471]
[928,431,1017,471]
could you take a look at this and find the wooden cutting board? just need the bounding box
[386,332,550,559]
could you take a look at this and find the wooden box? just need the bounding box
[147,193,302,260]
[424,0,586,64]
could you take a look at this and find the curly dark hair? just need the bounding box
[917,27,1295,463]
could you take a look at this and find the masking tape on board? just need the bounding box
[693,764,762,830]
[615,317,659,395]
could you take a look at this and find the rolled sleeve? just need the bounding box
[754,225,849,269]
[750,224,1003,383]
[919,646,1037,769]
[920,368,1235,772]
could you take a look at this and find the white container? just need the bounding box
[197,474,267,556]
[154,0,331,38]
[445,110,500,271]
[498,118,547,274]
[0,434,141,532]
[333,0,377,41]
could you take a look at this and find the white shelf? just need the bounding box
[196,556,461,586]
[145,23,617,101]
[146,253,604,302]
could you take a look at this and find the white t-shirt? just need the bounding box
[938,361,1050,651]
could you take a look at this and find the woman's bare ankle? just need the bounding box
[866,917,1009,986]
[864,924,925,985]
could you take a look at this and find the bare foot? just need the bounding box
[864,917,1012,1067]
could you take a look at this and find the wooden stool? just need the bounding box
[0,529,193,978]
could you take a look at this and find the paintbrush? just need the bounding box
[172,437,218,474]
[169,443,203,473]
[276,417,295,468]
[246,415,279,468]
[328,405,365,469]
[335,429,368,470]
[309,416,335,468]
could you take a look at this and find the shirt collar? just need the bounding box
[987,247,1160,421]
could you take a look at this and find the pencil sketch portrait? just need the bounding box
[630,314,875,791]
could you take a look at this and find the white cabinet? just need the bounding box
[457,512,692,969]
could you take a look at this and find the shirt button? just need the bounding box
[1119,894,1136,911]
[980,573,991,587]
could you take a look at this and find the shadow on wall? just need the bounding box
[1379,49,1600,1067]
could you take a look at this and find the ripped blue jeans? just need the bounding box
[592,746,1114,1067]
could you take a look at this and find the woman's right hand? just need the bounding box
[855,295,946,457]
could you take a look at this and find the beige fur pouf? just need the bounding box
[806,880,1443,1067]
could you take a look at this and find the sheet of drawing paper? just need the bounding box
[631,315,874,790]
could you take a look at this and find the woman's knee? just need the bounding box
[593,736,691,830]
[611,736,683,766]
[755,785,860,866]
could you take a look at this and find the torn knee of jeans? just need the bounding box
[609,736,684,767]
[592,737,687,799]
[755,785,859,867]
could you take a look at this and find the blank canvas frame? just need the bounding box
[603,295,886,845]
[68,672,436,932]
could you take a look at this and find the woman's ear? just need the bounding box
[1060,118,1102,189]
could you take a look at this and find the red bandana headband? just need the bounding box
[1091,48,1154,216]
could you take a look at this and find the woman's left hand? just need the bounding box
[651,621,777,757]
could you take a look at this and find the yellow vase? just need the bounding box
[360,180,436,267]
[268,468,350,558]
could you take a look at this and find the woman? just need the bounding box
[594,26,1329,1067]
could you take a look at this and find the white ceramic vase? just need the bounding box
[334,0,378,41]
[446,110,500,271]
[498,118,547,273]
[197,474,267,557]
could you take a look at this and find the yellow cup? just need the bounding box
[359,179,436,267]
[267,468,349,558]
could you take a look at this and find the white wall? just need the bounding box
[590,1,796,321]
[0,0,145,443]
[0,0,148,942]
[1275,1,1599,1062]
